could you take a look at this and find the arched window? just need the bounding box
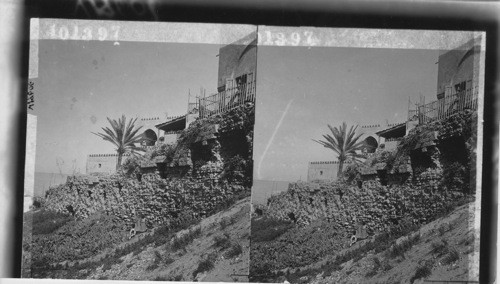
[142,129,158,146]
[363,136,378,153]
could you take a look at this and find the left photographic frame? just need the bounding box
[22,18,256,282]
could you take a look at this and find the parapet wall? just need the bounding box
[266,181,464,233]
[86,154,129,174]
[44,173,249,227]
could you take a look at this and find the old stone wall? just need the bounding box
[86,154,127,174]
[307,161,340,182]
[266,181,464,234]
[44,173,248,228]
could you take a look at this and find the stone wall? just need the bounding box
[307,161,340,182]
[86,154,128,174]
[44,173,248,228]
[265,181,464,233]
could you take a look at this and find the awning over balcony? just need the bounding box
[376,123,406,139]
[155,115,186,132]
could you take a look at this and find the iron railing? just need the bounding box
[198,80,256,118]
[413,85,479,125]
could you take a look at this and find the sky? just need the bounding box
[34,40,220,174]
[253,45,440,182]
[33,39,440,180]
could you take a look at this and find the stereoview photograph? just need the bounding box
[22,19,256,282]
[250,28,484,284]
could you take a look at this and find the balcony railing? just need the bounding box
[198,80,256,118]
[412,85,479,125]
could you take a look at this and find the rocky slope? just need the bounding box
[279,201,479,284]
[24,197,250,282]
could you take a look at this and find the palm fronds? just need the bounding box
[313,122,366,178]
[92,115,145,170]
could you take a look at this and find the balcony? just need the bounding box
[411,85,479,125]
[198,80,256,118]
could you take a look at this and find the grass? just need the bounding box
[192,252,217,278]
[171,226,202,251]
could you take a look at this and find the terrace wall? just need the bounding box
[44,173,248,228]
[266,181,464,233]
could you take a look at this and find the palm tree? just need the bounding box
[313,122,366,179]
[92,115,145,171]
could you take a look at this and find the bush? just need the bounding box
[219,216,236,230]
[251,217,294,242]
[442,248,460,265]
[213,233,231,249]
[225,242,243,258]
[192,253,217,278]
[171,227,202,251]
[388,233,420,259]
[431,239,449,257]
[410,260,433,283]
[31,209,74,235]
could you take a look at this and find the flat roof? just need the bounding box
[155,115,186,132]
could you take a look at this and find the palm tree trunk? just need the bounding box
[116,153,122,171]
[337,159,344,180]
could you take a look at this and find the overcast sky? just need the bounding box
[34,40,220,174]
[253,45,439,182]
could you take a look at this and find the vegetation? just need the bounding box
[31,209,74,235]
[251,216,294,242]
[313,122,366,178]
[213,233,231,249]
[225,242,243,258]
[92,115,145,170]
[388,233,421,259]
[442,248,460,265]
[192,252,217,278]
[410,260,433,283]
[171,226,202,251]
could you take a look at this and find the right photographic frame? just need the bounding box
[250,27,485,284]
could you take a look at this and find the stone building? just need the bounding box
[436,37,481,100]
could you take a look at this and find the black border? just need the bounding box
[13,1,498,282]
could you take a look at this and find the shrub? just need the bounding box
[219,216,236,230]
[410,260,433,283]
[213,233,231,249]
[388,233,421,259]
[192,253,217,278]
[251,217,294,242]
[431,239,449,256]
[171,227,202,251]
[31,209,74,235]
[442,248,460,265]
[146,251,163,271]
[438,223,450,236]
[225,242,243,258]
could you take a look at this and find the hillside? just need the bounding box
[24,197,250,282]
[254,201,478,284]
